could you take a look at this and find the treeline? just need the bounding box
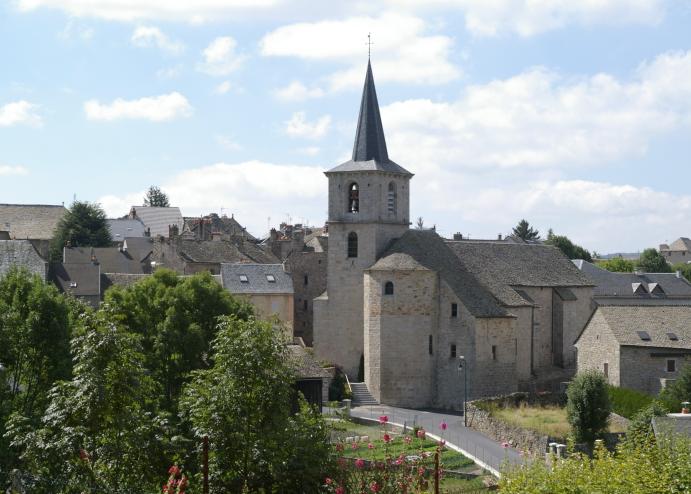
[0,268,333,493]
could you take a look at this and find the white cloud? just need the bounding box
[98,161,327,236]
[197,36,245,76]
[16,0,279,22]
[58,19,94,40]
[156,65,183,79]
[284,112,331,139]
[0,101,42,127]
[298,146,320,156]
[84,92,193,121]
[215,135,242,151]
[0,165,29,176]
[380,50,691,171]
[388,0,664,37]
[214,81,232,94]
[260,12,460,90]
[131,25,184,55]
[273,81,324,102]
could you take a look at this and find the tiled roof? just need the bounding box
[0,240,47,279]
[287,344,331,379]
[573,260,691,300]
[131,206,183,237]
[371,230,592,318]
[184,214,258,242]
[177,239,253,263]
[667,237,691,251]
[593,305,691,349]
[0,204,66,240]
[53,263,100,297]
[232,239,281,264]
[221,263,293,294]
[107,218,147,240]
[64,239,153,274]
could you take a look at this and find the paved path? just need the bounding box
[350,404,523,476]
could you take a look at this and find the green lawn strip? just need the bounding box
[492,405,571,439]
[440,475,489,492]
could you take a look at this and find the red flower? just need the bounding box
[379,415,388,424]
[416,429,426,439]
[325,477,333,485]
[168,465,180,476]
[370,481,381,492]
[335,443,344,452]
[383,433,391,443]
[355,458,365,469]
[336,488,345,494]
[368,442,375,449]
[439,421,447,431]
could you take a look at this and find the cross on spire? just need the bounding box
[367,32,373,59]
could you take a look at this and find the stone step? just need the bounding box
[349,382,378,405]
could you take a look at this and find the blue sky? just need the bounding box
[1,0,691,253]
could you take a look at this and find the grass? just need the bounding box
[493,404,571,439]
[608,385,654,419]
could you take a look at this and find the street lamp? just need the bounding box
[458,356,468,427]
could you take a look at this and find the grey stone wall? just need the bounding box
[620,346,691,395]
[286,251,327,345]
[575,310,622,385]
[561,287,595,368]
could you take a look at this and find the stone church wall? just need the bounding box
[561,286,595,368]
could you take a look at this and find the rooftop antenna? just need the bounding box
[366,32,373,59]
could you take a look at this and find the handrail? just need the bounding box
[344,372,352,394]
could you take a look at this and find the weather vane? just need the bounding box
[367,32,373,59]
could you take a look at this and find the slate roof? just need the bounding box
[326,62,412,177]
[0,240,47,279]
[573,260,691,300]
[371,230,592,318]
[177,240,253,264]
[589,305,691,349]
[287,344,331,379]
[221,263,293,294]
[0,204,66,240]
[652,416,691,439]
[130,206,183,237]
[107,218,147,240]
[232,239,281,264]
[53,263,100,297]
[184,214,258,242]
[64,239,153,274]
[667,237,691,251]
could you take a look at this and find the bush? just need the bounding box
[607,385,654,419]
[329,369,351,402]
[566,370,611,444]
[659,363,691,412]
[626,400,669,445]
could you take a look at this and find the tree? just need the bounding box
[104,269,254,410]
[671,262,691,282]
[659,363,691,412]
[566,370,611,444]
[637,248,672,273]
[50,201,111,261]
[512,219,540,241]
[144,185,170,208]
[545,229,593,262]
[180,316,334,493]
[0,268,73,487]
[598,257,636,273]
[7,309,166,493]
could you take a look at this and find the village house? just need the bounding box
[659,237,691,265]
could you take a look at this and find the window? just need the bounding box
[603,362,609,378]
[667,332,679,341]
[450,344,457,359]
[266,274,276,283]
[384,281,394,295]
[667,359,676,373]
[428,335,433,355]
[387,182,397,215]
[304,274,309,286]
[451,303,458,318]
[637,331,651,341]
[239,274,248,283]
[348,183,360,213]
[303,300,308,311]
[491,345,497,361]
[347,232,358,258]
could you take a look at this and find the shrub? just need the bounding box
[607,385,654,419]
[659,363,691,412]
[329,369,351,402]
[566,370,611,444]
[626,400,669,445]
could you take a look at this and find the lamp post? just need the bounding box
[458,356,468,427]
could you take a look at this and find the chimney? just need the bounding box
[270,228,279,242]
[676,270,682,279]
[453,233,463,241]
[498,234,503,241]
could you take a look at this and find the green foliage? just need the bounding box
[598,257,636,273]
[180,316,333,493]
[636,248,672,273]
[626,400,669,445]
[512,219,540,240]
[104,269,254,410]
[49,201,111,261]
[566,370,611,443]
[499,435,691,493]
[0,268,73,486]
[671,262,691,282]
[545,229,592,262]
[329,369,351,402]
[659,363,691,412]
[607,385,654,419]
[144,185,170,208]
[7,309,166,493]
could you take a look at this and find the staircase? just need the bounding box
[350,382,378,406]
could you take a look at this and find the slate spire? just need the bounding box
[352,61,389,163]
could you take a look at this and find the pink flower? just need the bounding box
[335,443,344,452]
[502,442,510,449]
[383,433,391,443]
[355,458,365,469]
[370,481,381,492]
[336,488,345,494]
[438,439,446,446]
[368,442,375,449]
[416,428,426,440]
[379,415,389,424]
[404,436,412,445]
[325,477,333,485]
[351,442,358,450]
[439,421,447,431]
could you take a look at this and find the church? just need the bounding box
[313,61,595,409]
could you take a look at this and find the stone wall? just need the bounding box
[286,250,327,345]
[576,309,622,386]
[620,346,691,395]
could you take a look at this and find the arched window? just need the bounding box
[347,232,358,258]
[384,281,394,295]
[348,183,360,213]
[387,182,397,215]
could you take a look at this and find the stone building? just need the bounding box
[0,240,48,280]
[312,61,595,408]
[659,238,691,265]
[128,206,183,238]
[575,305,691,395]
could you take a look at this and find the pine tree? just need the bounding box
[143,185,170,208]
[512,219,540,240]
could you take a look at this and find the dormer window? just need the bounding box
[348,183,360,213]
[266,274,276,283]
[239,275,248,283]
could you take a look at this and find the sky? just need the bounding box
[1,0,691,254]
